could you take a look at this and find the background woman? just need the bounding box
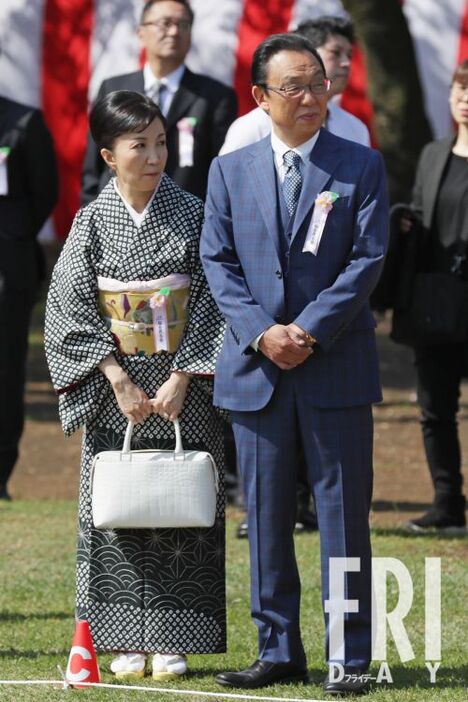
[394,61,468,533]
[45,91,225,679]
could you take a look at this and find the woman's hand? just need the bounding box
[99,353,151,424]
[400,209,416,233]
[150,371,191,421]
[112,376,152,424]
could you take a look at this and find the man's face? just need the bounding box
[316,33,352,96]
[138,1,192,66]
[253,50,328,147]
[450,79,468,126]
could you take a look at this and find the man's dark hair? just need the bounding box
[90,90,166,151]
[295,16,355,48]
[140,0,194,26]
[251,33,326,86]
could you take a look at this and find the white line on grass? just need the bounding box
[0,679,328,702]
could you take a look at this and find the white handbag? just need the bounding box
[90,419,219,529]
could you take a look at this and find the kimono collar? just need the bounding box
[112,178,161,228]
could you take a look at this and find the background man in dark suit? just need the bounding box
[0,95,58,500]
[81,0,237,204]
[201,33,388,695]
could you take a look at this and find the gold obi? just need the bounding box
[97,274,191,356]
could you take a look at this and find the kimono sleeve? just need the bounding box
[171,207,225,376]
[44,209,116,435]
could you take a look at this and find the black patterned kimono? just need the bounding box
[45,176,226,654]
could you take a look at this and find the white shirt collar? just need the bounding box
[113,178,160,228]
[143,62,185,95]
[270,129,321,173]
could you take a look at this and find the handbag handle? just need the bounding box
[123,418,184,455]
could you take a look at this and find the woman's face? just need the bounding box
[449,79,468,127]
[102,117,168,193]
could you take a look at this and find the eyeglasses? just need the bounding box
[141,18,192,33]
[262,79,332,99]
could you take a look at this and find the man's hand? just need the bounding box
[258,324,313,370]
[400,209,416,233]
[285,323,316,348]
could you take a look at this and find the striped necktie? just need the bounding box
[149,81,167,113]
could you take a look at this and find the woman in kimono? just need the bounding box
[45,91,225,680]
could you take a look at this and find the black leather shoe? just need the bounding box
[323,668,370,696]
[405,501,466,535]
[215,660,309,689]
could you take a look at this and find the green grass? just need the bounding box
[0,501,466,701]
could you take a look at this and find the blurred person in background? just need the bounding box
[81,0,237,204]
[0,93,58,500]
[390,60,468,534]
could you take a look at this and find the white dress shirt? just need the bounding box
[270,130,320,182]
[327,97,371,147]
[143,62,185,117]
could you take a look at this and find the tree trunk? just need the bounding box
[342,0,433,204]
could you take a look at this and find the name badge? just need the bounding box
[0,147,11,196]
[177,117,197,168]
[150,288,171,352]
[302,191,340,256]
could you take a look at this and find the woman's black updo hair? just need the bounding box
[89,90,166,151]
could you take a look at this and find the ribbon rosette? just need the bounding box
[315,190,340,212]
[302,191,340,255]
[0,147,11,165]
[177,116,197,133]
[177,117,197,167]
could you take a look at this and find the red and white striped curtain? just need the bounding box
[0,0,466,239]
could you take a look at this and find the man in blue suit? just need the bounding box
[201,33,388,696]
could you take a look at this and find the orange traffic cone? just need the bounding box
[66,620,101,688]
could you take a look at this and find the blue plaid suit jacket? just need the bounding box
[201,128,389,411]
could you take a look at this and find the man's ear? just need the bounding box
[100,148,116,171]
[252,84,270,112]
[137,25,146,50]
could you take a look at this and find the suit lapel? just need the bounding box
[291,129,341,242]
[0,98,14,138]
[165,68,197,130]
[247,138,282,262]
[127,71,145,93]
[424,137,453,228]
